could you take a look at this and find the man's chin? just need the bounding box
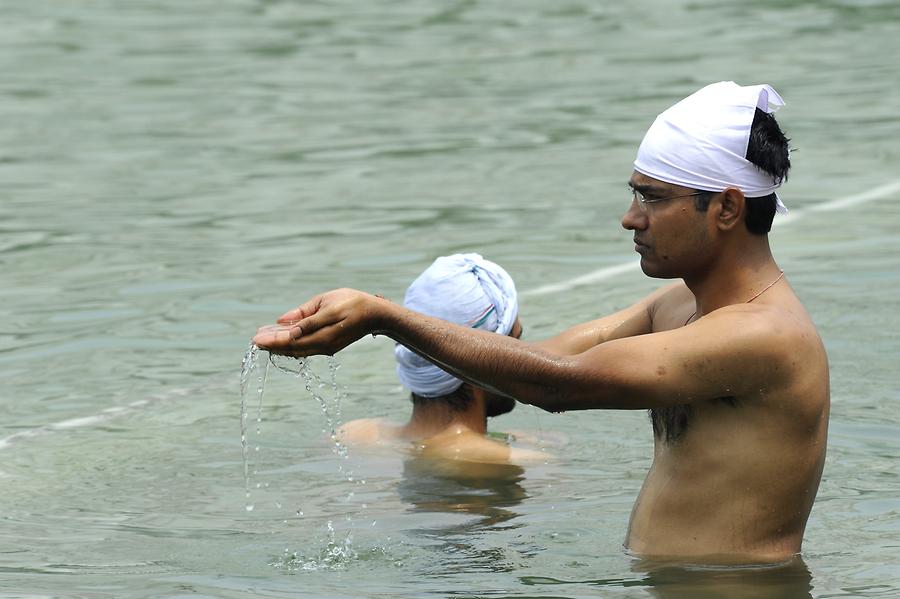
[638,257,678,279]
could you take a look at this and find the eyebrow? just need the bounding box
[627,180,664,195]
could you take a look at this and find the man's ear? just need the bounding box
[716,188,745,230]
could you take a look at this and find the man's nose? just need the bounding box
[621,198,647,231]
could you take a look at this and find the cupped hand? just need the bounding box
[252,288,386,357]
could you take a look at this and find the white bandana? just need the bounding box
[395,253,518,398]
[634,81,788,213]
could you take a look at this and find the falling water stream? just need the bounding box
[239,342,268,513]
[239,342,366,571]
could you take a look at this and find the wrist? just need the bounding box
[368,292,396,337]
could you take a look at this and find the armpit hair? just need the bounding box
[650,405,692,444]
[650,396,738,444]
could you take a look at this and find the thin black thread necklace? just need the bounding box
[685,270,785,326]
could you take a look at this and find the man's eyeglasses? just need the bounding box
[630,187,707,211]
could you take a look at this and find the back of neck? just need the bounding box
[403,396,487,439]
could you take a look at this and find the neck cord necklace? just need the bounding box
[685,270,784,326]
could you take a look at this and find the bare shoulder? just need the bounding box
[419,428,516,465]
[336,418,400,446]
[707,300,823,356]
[647,281,694,330]
[703,301,829,412]
[508,445,553,464]
[564,286,828,412]
[650,280,693,307]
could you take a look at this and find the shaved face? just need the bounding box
[623,172,714,279]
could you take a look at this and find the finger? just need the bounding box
[294,309,339,338]
[275,310,302,325]
[253,325,301,349]
[282,325,342,357]
[256,323,291,334]
[277,296,321,324]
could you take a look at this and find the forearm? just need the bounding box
[256,288,621,411]
[257,283,747,413]
[375,300,592,412]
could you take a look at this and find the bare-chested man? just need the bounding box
[254,82,829,564]
[336,253,544,465]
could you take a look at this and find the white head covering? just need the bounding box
[395,253,518,398]
[634,81,788,213]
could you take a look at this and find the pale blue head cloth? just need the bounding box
[395,253,518,398]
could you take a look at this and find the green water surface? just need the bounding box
[2,0,899,597]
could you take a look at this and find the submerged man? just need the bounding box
[337,253,544,465]
[255,82,830,564]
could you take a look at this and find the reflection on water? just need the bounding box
[399,454,528,529]
[521,557,812,599]
[635,557,813,599]
[398,454,529,574]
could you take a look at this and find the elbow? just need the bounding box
[509,381,576,414]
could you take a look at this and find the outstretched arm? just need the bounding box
[253,288,791,412]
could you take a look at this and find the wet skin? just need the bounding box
[254,173,829,563]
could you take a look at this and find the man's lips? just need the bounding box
[633,238,649,249]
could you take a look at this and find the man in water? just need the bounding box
[336,253,544,465]
[254,82,830,564]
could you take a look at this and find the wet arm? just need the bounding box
[255,287,787,412]
[381,302,792,412]
[533,282,682,355]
